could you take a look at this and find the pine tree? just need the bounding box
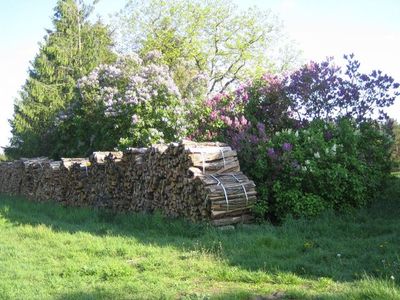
[6,0,115,158]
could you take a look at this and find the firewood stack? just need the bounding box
[20,157,50,199]
[103,152,125,210]
[156,141,256,225]
[0,141,257,226]
[120,148,148,212]
[61,158,91,206]
[87,152,108,208]
[0,160,24,195]
[45,161,65,202]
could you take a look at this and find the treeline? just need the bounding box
[6,0,296,159]
[5,0,400,221]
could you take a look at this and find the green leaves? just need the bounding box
[116,0,298,96]
[7,0,115,159]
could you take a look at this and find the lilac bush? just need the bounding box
[287,54,400,122]
[78,52,193,147]
[194,54,399,221]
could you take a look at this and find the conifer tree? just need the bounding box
[7,0,115,158]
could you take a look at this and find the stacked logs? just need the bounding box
[20,157,50,199]
[60,158,91,206]
[0,141,257,226]
[42,161,64,202]
[0,160,24,195]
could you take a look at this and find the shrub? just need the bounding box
[194,54,398,221]
[234,119,393,221]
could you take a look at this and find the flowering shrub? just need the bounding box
[77,51,193,147]
[287,54,400,122]
[195,54,398,221]
[233,119,393,221]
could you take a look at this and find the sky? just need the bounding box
[0,0,399,152]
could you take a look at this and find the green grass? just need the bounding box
[0,178,399,299]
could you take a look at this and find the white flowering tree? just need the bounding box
[77,51,194,148]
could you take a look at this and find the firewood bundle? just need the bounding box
[192,173,256,226]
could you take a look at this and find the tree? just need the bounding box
[115,0,299,97]
[6,0,116,159]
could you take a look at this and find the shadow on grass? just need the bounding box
[0,177,400,285]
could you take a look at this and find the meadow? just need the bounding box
[0,176,399,299]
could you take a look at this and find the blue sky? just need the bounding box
[1,0,399,151]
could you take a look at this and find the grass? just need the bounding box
[0,177,399,299]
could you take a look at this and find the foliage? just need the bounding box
[0,179,400,298]
[286,54,400,122]
[236,119,393,220]
[6,0,115,159]
[0,154,7,162]
[392,121,400,169]
[73,51,196,150]
[116,0,299,96]
[194,55,398,221]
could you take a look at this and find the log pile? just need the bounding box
[0,160,24,195]
[61,158,91,206]
[20,157,50,199]
[0,141,257,226]
[42,161,64,202]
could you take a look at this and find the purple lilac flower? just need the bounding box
[324,131,334,141]
[249,134,259,144]
[282,142,293,152]
[267,148,277,159]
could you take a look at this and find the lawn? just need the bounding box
[0,177,399,299]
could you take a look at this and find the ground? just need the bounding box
[0,176,399,299]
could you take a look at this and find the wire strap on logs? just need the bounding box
[231,174,249,205]
[209,174,229,211]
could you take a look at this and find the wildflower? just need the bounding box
[390,275,395,280]
[337,253,341,258]
[314,152,321,159]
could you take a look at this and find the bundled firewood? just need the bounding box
[192,173,256,226]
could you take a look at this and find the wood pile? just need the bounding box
[0,160,24,195]
[119,148,148,212]
[36,161,64,202]
[61,158,91,206]
[0,141,257,226]
[20,157,50,199]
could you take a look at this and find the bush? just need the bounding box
[194,54,398,221]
